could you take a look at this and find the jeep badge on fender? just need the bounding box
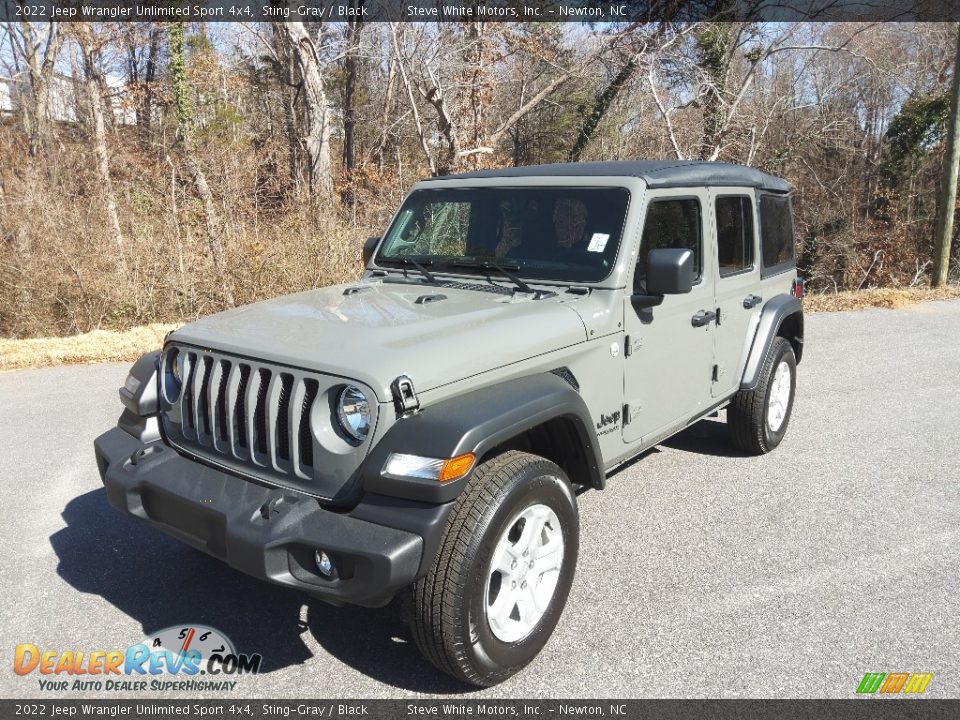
[95,160,803,687]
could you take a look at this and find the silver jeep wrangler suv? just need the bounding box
[95,161,804,686]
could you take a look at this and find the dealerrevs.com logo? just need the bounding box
[13,625,262,693]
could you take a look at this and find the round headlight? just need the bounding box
[337,385,371,442]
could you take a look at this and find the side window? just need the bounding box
[759,194,795,272]
[715,196,755,277]
[635,198,702,290]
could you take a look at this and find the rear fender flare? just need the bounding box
[741,295,804,390]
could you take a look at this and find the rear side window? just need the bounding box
[715,196,754,277]
[759,194,795,273]
[636,198,702,290]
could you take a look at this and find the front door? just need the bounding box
[623,189,716,445]
[709,189,763,398]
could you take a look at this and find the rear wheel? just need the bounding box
[728,336,797,454]
[407,450,579,686]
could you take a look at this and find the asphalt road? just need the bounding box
[1,300,958,700]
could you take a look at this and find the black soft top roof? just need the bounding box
[434,160,790,193]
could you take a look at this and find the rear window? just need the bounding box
[715,196,754,277]
[759,194,795,273]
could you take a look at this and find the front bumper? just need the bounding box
[94,427,423,607]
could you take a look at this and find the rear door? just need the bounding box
[757,192,799,302]
[709,189,762,398]
[622,189,715,445]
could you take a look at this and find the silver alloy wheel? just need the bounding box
[767,360,792,432]
[485,503,564,643]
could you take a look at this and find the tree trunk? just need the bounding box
[135,27,161,137]
[568,56,639,162]
[76,23,126,275]
[422,79,459,175]
[17,21,64,157]
[183,151,233,306]
[465,23,488,169]
[373,52,397,171]
[169,22,235,307]
[274,21,334,197]
[933,27,960,287]
[342,9,363,205]
[696,23,732,161]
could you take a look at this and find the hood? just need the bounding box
[168,280,589,402]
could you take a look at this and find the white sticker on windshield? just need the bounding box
[587,233,610,253]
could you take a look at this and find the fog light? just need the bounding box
[314,550,335,578]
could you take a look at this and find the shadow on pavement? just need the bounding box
[660,416,749,458]
[50,488,471,694]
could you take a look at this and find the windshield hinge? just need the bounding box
[391,375,420,415]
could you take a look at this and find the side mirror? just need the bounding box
[362,236,380,266]
[631,248,695,310]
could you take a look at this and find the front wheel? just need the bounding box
[406,450,579,686]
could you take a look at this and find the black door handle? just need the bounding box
[743,294,762,309]
[691,310,716,327]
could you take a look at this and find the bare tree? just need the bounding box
[272,21,334,196]
[74,23,126,275]
[8,17,64,156]
[122,23,162,138]
[169,21,234,307]
[394,23,586,176]
[933,26,960,287]
[342,7,364,205]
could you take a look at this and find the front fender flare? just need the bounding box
[361,373,604,503]
[741,295,804,390]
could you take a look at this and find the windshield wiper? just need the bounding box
[379,256,439,284]
[443,258,535,294]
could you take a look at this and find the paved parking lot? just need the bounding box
[1,300,958,698]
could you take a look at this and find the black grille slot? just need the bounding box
[215,360,230,443]
[183,353,198,430]
[254,368,271,455]
[299,379,319,469]
[197,356,213,436]
[233,364,250,449]
[276,374,294,461]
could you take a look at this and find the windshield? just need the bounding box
[375,187,631,283]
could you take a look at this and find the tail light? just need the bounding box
[791,277,805,300]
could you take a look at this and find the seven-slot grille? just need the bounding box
[162,347,332,487]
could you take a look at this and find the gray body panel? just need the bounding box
[169,281,589,404]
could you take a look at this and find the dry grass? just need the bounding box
[0,323,179,371]
[804,286,960,312]
[3,287,958,371]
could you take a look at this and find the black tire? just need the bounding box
[728,336,797,454]
[406,450,579,687]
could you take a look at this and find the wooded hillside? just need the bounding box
[1,21,958,338]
